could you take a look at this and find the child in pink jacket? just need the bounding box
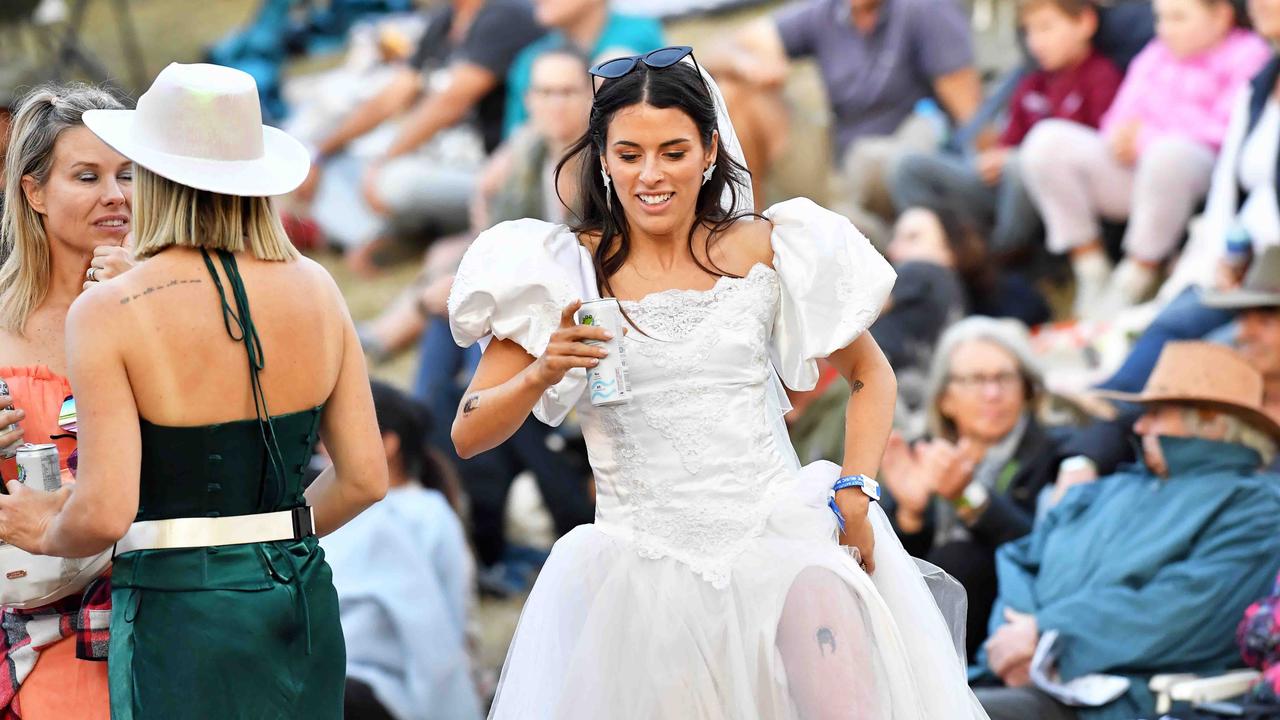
[1019,0,1268,319]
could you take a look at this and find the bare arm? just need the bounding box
[932,66,983,127]
[306,274,388,535]
[825,331,897,572]
[382,63,498,160]
[316,67,421,158]
[452,301,609,458]
[703,19,790,88]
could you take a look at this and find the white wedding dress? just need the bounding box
[449,198,989,719]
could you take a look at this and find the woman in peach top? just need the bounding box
[0,84,135,719]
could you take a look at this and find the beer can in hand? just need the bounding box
[574,299,631,406]
[16,444,61,493]
[0,379,21,460]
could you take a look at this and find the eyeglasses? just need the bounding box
[589,46,697,95]
[946,371,1023,392]
[528,85,588,101]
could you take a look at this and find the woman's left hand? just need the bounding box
[834,489,876,573]
[0,481,71,554]
[83,236,136,290]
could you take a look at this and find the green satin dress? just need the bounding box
[109,250,345,719]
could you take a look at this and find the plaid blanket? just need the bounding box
[0,573,110,720]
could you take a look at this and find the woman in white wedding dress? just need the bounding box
[447,47,989,719]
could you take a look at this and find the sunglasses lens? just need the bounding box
[646,46,692,68]
[592,57,637,79]
[58,396,77,433]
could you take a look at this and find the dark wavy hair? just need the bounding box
[555,59,756,298]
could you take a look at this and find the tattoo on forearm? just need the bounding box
[817,627,837,656]
[851,380,864,394]
[119,278,203,305]
[462,395,480,415]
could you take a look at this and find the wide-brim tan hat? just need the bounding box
[1093,341,1280,439]
[84,62,309,197]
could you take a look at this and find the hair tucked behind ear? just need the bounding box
[554,60,757,300]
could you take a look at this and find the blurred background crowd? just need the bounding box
[5,0,1280,717]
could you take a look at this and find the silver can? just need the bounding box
[0,378,20,460]
[16,444,61,493]
[575,298,631,406]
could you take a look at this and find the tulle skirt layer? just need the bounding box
[488,460,989,720]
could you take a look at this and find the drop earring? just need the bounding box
[601,166,613,210]
[702,163,716,186]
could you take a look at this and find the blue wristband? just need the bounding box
[827,474,880,533]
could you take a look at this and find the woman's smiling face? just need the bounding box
[601,102,717,238]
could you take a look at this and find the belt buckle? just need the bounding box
[291,506,315,539]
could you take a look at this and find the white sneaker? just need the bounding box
[1071,251,1113,320]
[1100,258,1161,313]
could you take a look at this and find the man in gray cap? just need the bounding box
[1201,245,1280,437]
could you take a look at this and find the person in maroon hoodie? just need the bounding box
[890,0,1122,256]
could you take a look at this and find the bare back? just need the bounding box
[96,247,346,426]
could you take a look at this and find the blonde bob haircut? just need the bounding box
[131,165,299,262]
[0,83,123,334]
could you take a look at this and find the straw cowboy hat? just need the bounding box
[1201,245,1280,310]
[1093,341,1280,439]
[83,62,308,197]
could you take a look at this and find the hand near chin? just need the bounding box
[84,232,137,290]
[0,481,70,555]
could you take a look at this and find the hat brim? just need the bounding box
[1200,287,1280,310]
[83,109,310,197]
[1092,389,1280,440]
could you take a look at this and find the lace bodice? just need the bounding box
[449,199,896,586]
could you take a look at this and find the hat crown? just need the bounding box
[1145,342,1264,410]
[1242,246,1280,295]
[132,63,264,162]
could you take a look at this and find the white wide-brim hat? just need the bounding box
[84,62,309,197]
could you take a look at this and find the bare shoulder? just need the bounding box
[712,216,775,273]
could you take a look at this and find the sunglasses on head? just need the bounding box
[589,46,697,94]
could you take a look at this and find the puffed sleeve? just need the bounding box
[764,198,896,390]
[447,218,598,425]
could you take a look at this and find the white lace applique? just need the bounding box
[636,382,720,475]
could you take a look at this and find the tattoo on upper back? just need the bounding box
[119,278,203,305]
[817,627,837,656]
[851,380,864,394]
[462,395,480,415]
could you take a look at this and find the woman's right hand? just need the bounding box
[0,396,25,449]
[529,300,613,389]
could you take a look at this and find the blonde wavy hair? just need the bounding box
[0,83,123,335]
[130,167,298,262]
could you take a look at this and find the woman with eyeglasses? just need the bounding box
[448,46,989,718]
[878,316,1064,663]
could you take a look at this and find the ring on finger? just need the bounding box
[86,267,98,282]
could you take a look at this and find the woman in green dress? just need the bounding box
[0,63,388,718]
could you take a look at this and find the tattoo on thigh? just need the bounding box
[463,395,480,415]
[817,627,837,656]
